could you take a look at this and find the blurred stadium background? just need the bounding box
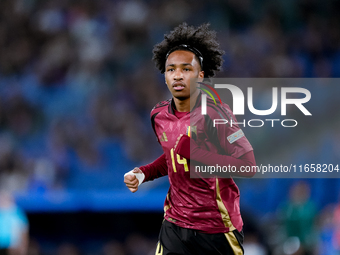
[0,0,340,254]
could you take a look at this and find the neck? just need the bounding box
[173,90,199,112]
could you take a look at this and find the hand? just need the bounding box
[124,168,143,193]
[174,134,196,160]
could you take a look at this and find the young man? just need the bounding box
[124,23,256,255]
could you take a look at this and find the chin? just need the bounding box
[174,96,188,101]
[172,91,190,101]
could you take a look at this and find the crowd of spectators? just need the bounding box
[0,0,340,191]
[1,0,340,254]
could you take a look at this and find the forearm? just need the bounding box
[140,153,168,182]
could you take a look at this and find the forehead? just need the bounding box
[165,50,199,66]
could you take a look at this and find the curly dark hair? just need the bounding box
[152,23,225,78]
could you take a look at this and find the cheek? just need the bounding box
[187,71,200,82]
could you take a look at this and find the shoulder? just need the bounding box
[205,97,234,122]
[150,99,171,117]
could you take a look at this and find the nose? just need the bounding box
[174,68,183,80]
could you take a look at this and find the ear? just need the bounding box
[198,71,204,81]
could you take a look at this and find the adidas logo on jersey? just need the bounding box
[159,132,168,142]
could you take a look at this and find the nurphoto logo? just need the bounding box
[199,82,312,128]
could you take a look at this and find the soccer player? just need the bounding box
[124,23,256,255]
[0,191,29,255]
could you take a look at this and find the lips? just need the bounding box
[172,82,185,91]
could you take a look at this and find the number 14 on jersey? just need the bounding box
[170,148,189,172]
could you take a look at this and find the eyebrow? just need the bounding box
[166,63,193,67]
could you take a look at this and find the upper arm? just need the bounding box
[207,106,253,158]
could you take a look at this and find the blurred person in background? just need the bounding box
[277,181,317,255]
[124,23,256,255]
[243,233,267,255]
[0,191,29,255]
[325,201,340,254]
[317,205,338,255]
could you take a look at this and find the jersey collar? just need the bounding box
[168,91,202,115]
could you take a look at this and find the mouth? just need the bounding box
[172,82,185,91]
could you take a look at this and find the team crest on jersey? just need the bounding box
[159,132,168,142]
[227,129,244,144]
[186,126,197,138]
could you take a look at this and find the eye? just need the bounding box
[184,68,191,71]
[167,68,174,72]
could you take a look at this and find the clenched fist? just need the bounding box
[124,168,145,193]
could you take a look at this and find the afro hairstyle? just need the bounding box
[152,23,225,78]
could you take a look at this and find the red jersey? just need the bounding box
[140,94,254,234]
